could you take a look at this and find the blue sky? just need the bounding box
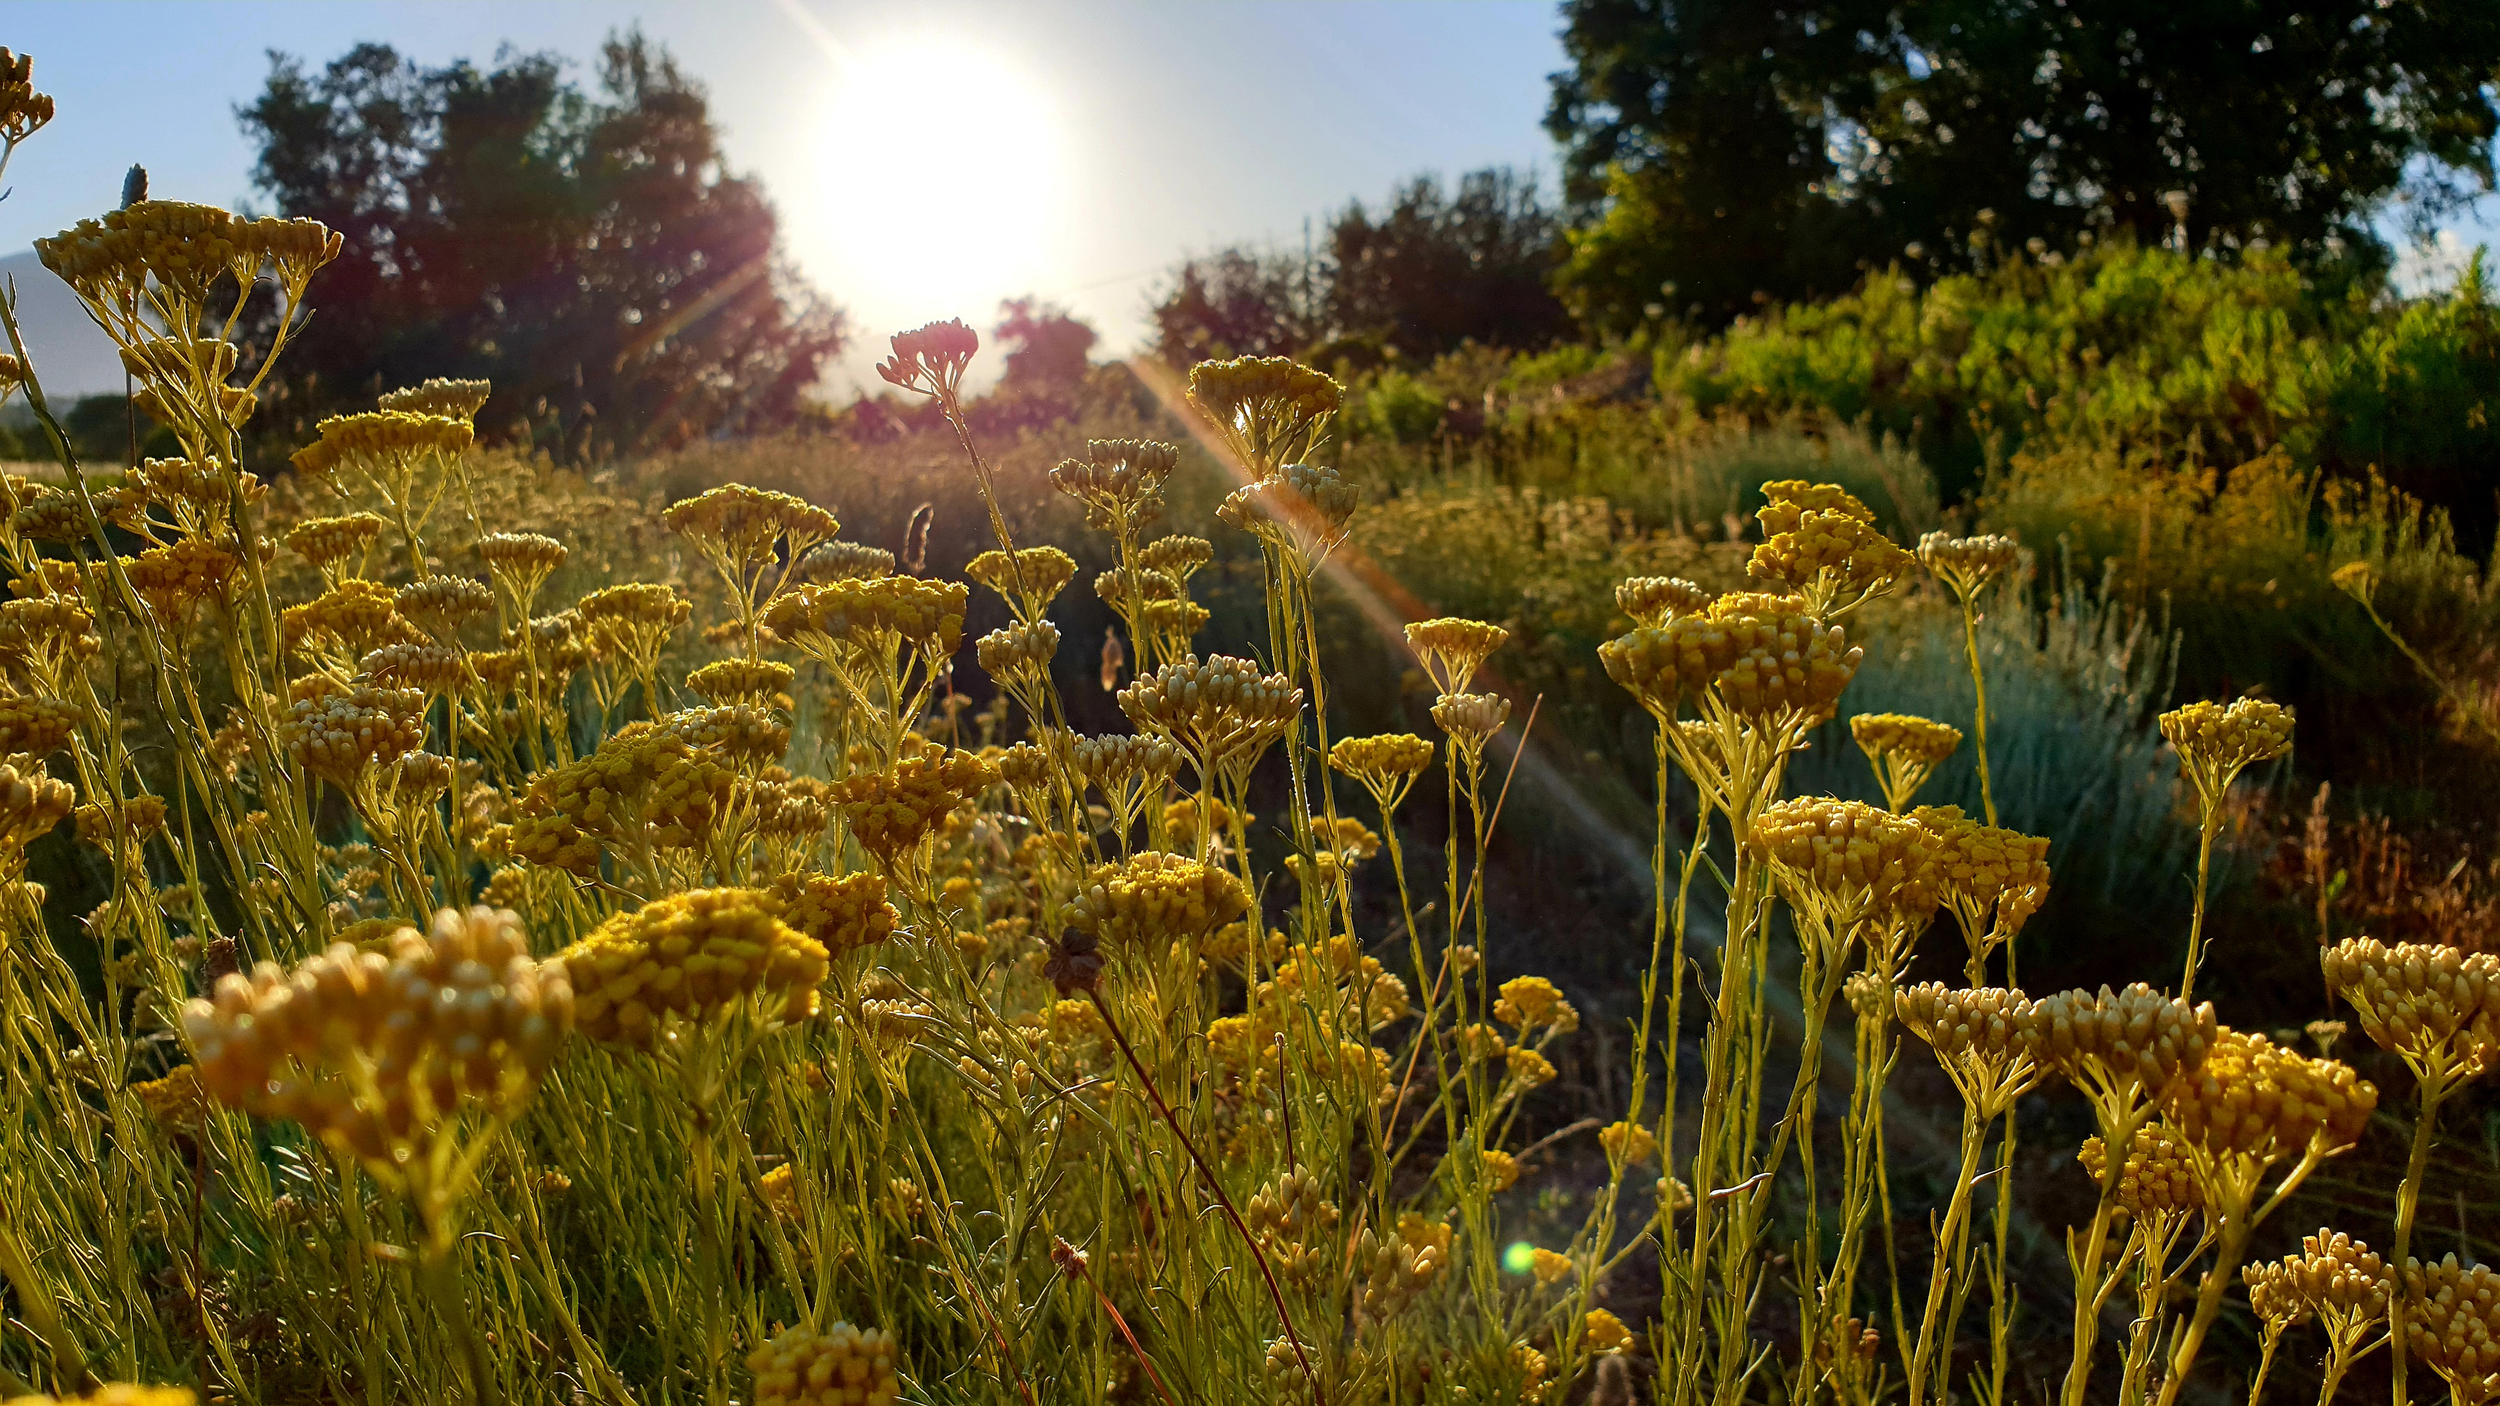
[4,1,2494,400]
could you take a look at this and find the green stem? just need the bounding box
[2389,1078,2449,1406]
[1959,595,1997,828]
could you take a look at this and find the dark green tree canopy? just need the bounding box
[1547,0,2500,334]
[240,31,842,459]
[1149,165,1567,367]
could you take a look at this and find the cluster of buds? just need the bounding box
[395,574,494,640]
[3,1387,198,1406]
[0,695,80,759]
[1916,804,2053,960]
[284,579,424,659]
[1749,481,1912,617]
[1431,692,1514,761]
[1246,1164,1343,1289]
[767,871,898,960]
[1187,356,1341,474]
[664,484,840,578]
[1218,462,1362,562]
[745,1320,902,1406]
[1050,438,1179,532]
[291,411,474,493]
[0,47,55,146]
[965,545,1077,621]
[795,540,897,585]
[762,576,967,660]
[1615,575,1713,627]
[376,377,491,422]
[180,908,572,1173]
[975,618,1061,691]
[661,704,791,770]
[288,513,387,580]
[0,595,101,689]
[1898,983,2045,1111]
[558,888,829,1047]
[1494,975,1580,1034]
[2162,1028,2376,1166]
[2077,1128,2202,1218]
[1065,850,1251,952]
[2402,1255,2500,1403]
[1916,531,2022,600]
[2158,698,2296,812]
[2320,937,2500,1080]
[1139,534,1213,582]
[39,200,340,314]
[1600,591,1861,723]
[278,685,427,792]
[1849,713,1962,811]
[1354,1211,1451,1320]
[576,582,692,679]
[476,531,569,610]
[1118,654,1301,782]
[0,762,76,862]
[688,657,796,708]
[360,642,471,696]
[829,747,999,870]
[508,726,736,873]
[1328,732,1435,811]
[1406,617,1510,696]
[2030,983,2218,1098]
[1749,797,1942,930]
[2268,1230,2391,1324]
[875,318,979,396]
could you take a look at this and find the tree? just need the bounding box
[1547,0,2500,335]
[1328,168,1570,358]
[239,31,842,459]
[994,297,1097,389]
[1147,247,1318,366]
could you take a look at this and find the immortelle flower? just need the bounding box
[2163,1028,2376,1176]
[2400,1255,2500,1405]
[1616,575,1713,627]
[1914,804,2053,976]
[376,376,491,422]
[1117,654,1301,785]
[1600,1119,1658,1166]
[1494,975,1580,1034]
[1329,732,1436,812]
[795,539,897,584]
[762,576,968,662]
[1065,850,1252,952]
[1849,713,1962,813]
[2159,698,2296,809]
[2273,1229,2391,1329]
[0,762,76,863]
[359,642,471,696]
[1050,438,1180,532]
[278,685,427,792]
[688,657,796,708]
[182,907,572,1172]
[966,545,1078,621]
[1599,590,1861,724]
[664,484,841,576]
[558,888,829,1048]
[1897,983,2045,1113]
[975,618,1061,691]
[576,582,692,680]
[1138,534,1213,581]
[1406,617,1509,696]
[284,579,424,660]
[746,1320,902,1406]
[3,1387,198,1406]
[1218,462,1362,562]
[1916,531,2022,600]
[767,871,898,960]
[476,531,569,613]
[1748,797,1943,933]
[2030,983,2219,1105]
[829,747,999,872]
[2076,1127,2202,1219]
[875,317,979,396]
[1750,502,1913,618]
[395,574,494,640]
[507,726,737,873]
[0,695,80,759]
[2319,937,2500,1081]
[1585,1309,1636,1355]
[1187,356,1342,474]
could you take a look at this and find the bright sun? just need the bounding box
[811,36,1063,335]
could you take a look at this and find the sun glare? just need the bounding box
[811,36,1063,338]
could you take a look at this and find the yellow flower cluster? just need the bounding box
[285,579,424,658]
[1118,654,1301,768]
[2158,698,2296,803]
[1406,617,1510,695]
[2076,1129,2202,1217]
[768,871,898,959]
[128,1064,210,1136]
[1585,1309,1636,1354]
[1050,438,1180,529]
[3,1387,196,1406]
[663,484,840,564]
[1187,357,1340,470]
[395,575,494,639]
[558,888,829,1046]
[0,47,56,145]
[360,642,471,695]
[1138,534,1213,579]
[1748,797,1942,925]
[1748,505,1912,608]
[0,695,80,759]
[795,540,896,584]
[286,513,387,573]
[0,762,75,856]
[966,545,1077,611]
[1246,1164,1342,1287]
[1599,591,1862,721]
[1495,975,1580,1034]
[74,794,168,848]
[508,727,736,871]
[688,657,795,707]
[1616,575,1713,627]
[1897,983,2039,1066]
[1850,713,1963,767]
[39,200,339,304]
[1328,732,1435,795]
[291,411,474,480]
[1756,481,1874,537]
[2162,1028,2376,1161]
[0,596,100,679]
[376,377,492,422]
[1601,1119,1658,1166]
[662,704,791,769]
[1353,1211,1451,1319]
[1430,692,1513,754]
[1066,850,1252,950]
[2263,1230,2390,1320]
[2319,937,2500,1076]
[279,685,427,788]
[477,530,569,585]
[577,582,692,662]
[1916,531,2023,597]
[2401,1255,2500,1402]
[1217,462,1362,558]
[829,748,998,868]
[181,907,572,1165]
[2029,983,2218,1091]
[1071,732,1183,790]
[975,618,1060,682]
[1915,804,2053,934]
[762,576,968,656]
[746,1321,902,1406]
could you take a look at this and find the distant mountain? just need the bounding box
[1,249,126,401]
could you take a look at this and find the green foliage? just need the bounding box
[238,31,842,459]
[1546,0,2500,331]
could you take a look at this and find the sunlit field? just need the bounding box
[3,17,2500,1406]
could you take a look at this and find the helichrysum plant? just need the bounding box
[0,49,2473,1406]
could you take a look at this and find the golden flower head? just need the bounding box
[285,579,424,659]
[1218,462,1361,561]
[1748,797,1943,928]
[2271,1230,2391,1320]
[1187,356,1341,473]
[1138,534,1214,581]
[558,888,828,1047]
[0,762,75,855]
[1616,575,1714,627]
[1914,805,2053,936]
[2319,937,2500,1078]
[767,870,898,960]
[0,48,57,145]
[2400,1254,2500,1402]
[477,530,569,586]
[975,618,1061,684]
[2077,1127,2202,1217]
[2158,698,2295,805]
[41,201,338,308]
[966,545,1077,618]
[762,576,967,658]
[1482,1147,1522,1192]
[1916,531,2023,598]
[1584,1308,1636,1355]
[278,685,427,788]
[1600,1119,1658,1166]
[359,641,471,695]
[181,907,572,1166]
[576,581,692,665]
[507,726,736,871]
[1328,732,1436,800]
[2162,1028,2376,1163]
[1117,654,1301,773]
[0,595,100,677]
[746,1320,902,1406]
[876,318,979,394]
[1065,850,1252,951]
[2029,983,2218,1093]
[128,1064,210,1136]
[829,747,999,868]
[795,539,897,584]
[297,410,473,478]
[1429,692,1513,755]
[1851,713,1962,768]
[688,657,796,707]
[1494,975,1579,1034]
[1600,591,1861,722]
[1896,983,2040,1070]
[1749,507,1913,615]
[1405,617,1509,695]
[1070,732,1184,789]
[1531,1247,1574,1285]
[1757,480,1876,537]
[1050,438,1180,530]
[395,574,495,639]
[376,377,492,422]
[661,704,791,768]
[3,1387,197,1406]
[0,694,80,759]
